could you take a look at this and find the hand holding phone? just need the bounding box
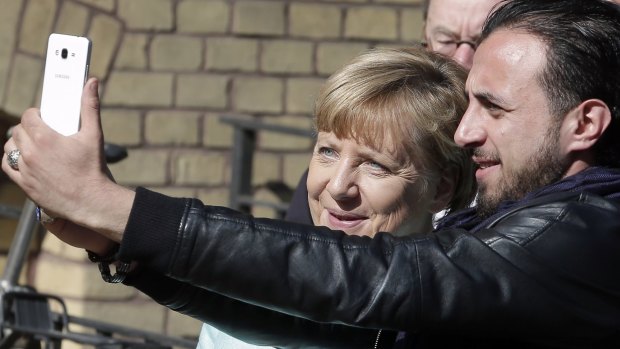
[40,33,91,136]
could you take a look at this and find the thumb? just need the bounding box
[79,78,103,138]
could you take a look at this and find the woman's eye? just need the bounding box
[367,161,389,173]
[318,147,336,158]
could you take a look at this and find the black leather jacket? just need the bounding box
[120,188,620,348]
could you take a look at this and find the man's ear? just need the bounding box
[429,172,456,214]
[562,99,612,153]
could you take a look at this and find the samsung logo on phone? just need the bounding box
[55,73,70,80]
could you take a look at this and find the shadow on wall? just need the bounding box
[0,109,37,260]
[0,109,18,141]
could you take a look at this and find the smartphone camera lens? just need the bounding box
[61,48,68,59]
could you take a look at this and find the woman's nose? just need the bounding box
[326,165,359,200]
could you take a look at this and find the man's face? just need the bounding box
[424,0,502,70]
[454,29,570,217]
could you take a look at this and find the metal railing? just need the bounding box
[0,145,195,349]
[220,115,315,219]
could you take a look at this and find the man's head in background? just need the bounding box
[423,0,502,70]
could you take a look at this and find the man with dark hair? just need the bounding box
[4,0,620,348]
[457,0,620,219]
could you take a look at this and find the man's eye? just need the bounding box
[480,99,502,112]
[436,39,455,45]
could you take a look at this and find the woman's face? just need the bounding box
[307,131,438,237]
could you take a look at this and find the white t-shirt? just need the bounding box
[197,323,273,349]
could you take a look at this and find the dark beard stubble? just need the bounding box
[476,128,569,219]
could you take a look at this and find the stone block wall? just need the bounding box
[0,0,424,345]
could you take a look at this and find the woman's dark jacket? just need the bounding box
[120,168,620,348]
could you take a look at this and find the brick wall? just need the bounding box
[0,0,423,344]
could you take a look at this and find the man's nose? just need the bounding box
[451,43,476,71]
[326,165,359,200]
[454,106,486,148]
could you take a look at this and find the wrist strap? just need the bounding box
[86,245,130,283]
[98,259,132,283]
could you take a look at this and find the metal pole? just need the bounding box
[1,199,38,290]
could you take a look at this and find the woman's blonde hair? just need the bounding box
[315,46,476,212]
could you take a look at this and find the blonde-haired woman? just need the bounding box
[199,46,476,348]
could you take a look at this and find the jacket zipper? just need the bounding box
[374,329,382,349]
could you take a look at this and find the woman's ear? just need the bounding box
[428,171,456,214]
[562,99,612,153]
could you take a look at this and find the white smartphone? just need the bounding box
[40,33,91,136]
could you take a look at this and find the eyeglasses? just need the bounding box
[422,38,478,56]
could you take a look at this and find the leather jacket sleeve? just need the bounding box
[119,188,620,344]
[125,268,392,348]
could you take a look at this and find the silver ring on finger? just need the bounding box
[7,149,20,170]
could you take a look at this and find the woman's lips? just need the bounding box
[326,210,366,229]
